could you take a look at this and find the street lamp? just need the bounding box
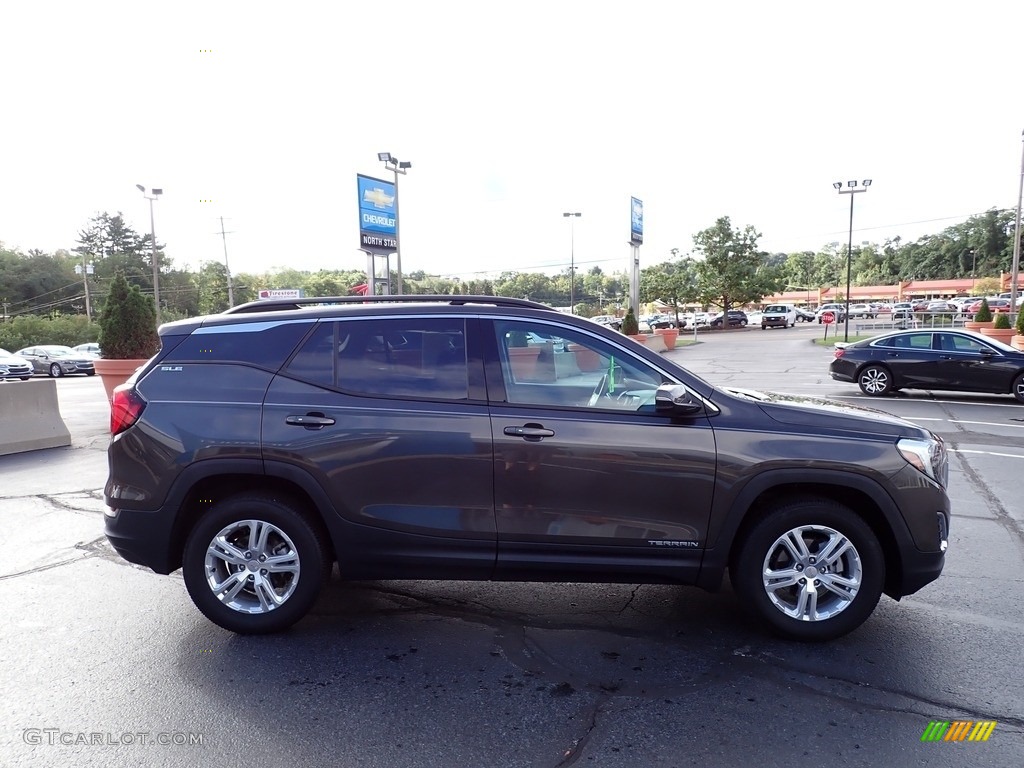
[834,179,871,341]
[378,152,412,295]
[563,212,582,313]
[136,184,163,323]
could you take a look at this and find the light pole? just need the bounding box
[1011,129,1023,316]
[834,179,871,341]
[136,184,163,323]
[563,212,581,313]
[378,152,411,294]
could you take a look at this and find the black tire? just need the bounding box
[739,320,748,327]
[20,377,31,381]
[85,370,96,376]
[761,324,767,330]
[1013,373,1024,404]
[857,365,892,396]
[49,363,63,378]
[731,498,884,641]
[182,493,330,634]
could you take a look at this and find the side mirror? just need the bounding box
[654,384,704,416]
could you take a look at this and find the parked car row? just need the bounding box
[0,345,100,379]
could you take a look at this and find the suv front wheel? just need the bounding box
[731,499,884,641]
[182,493,330,634]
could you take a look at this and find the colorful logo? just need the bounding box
[920,720,997,742]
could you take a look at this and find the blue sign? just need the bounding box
[357,174,398,253]
[630,197,643,246]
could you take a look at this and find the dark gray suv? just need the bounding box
[104,296,949,641]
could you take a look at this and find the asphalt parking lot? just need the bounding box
[1,327,1022,767]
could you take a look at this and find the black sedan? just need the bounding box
[15,345,96,377]
[829,329,1024,402]
[709,310,748,328]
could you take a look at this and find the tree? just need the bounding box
[692,217,781,311]
[639,251,700,325]
[74,212,156,287]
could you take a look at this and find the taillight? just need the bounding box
[110,384,146,435]
[833,348,845,359]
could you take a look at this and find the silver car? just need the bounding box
[15,345,96,377]
[0,348,34,381]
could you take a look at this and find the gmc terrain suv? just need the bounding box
[104,296,949,641]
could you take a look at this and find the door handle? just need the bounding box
[285,413,336,430]
[504,425,555,440]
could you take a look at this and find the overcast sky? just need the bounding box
[2,1,1022,285]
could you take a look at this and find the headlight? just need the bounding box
[897,436,948,488]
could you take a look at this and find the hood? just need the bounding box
[721,387,932,439]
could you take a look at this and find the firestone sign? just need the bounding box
[258,289,303,300]
[357,174,398,254]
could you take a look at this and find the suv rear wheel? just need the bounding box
[182,493,330,634]
[732,499,884,641]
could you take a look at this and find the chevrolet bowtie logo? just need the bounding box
[363,187,395,208]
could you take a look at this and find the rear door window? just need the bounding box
[285,317,477,401]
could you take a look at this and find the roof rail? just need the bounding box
[223,294,555,314]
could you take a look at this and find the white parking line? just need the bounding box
[904,418,1024,430]
[949,449,1024,460]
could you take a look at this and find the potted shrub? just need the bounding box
[620,308,648,345]
[1013,307,1024,350]
[94,272,160,404]
[980,311,1015,344]
[965,298,994,331]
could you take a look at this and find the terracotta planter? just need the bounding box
[568,343,602,372]
[654,328,679,349]
[979,327,1015,345]
[1012,334,1024,351]
[507,346,541,381]
[93,358,146,405]
[628,334,648,346]
[964,320,994,331]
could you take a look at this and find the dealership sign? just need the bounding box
[357,174,398,254]
[258,289,303,300]
[630,197,643,245]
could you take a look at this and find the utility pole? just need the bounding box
[217,216,235,307]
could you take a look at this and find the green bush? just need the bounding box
[0,314,99,351]
[620,308,640,336]
[98,272,159,359]
[1017,308,1024,335]
[993,312,1011,330]
[507,330,529,347]
[974,298,992,323]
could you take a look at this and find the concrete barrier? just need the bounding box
[0,380,72,456]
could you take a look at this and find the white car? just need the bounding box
[848,304,875,319]
[0,348,33,381]
[815,304,848,323]
[72,342,101,357]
